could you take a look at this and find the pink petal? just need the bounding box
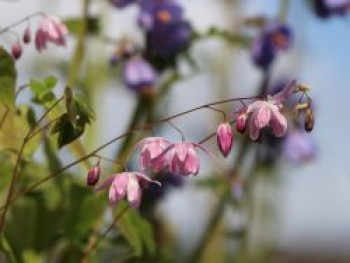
[270,108,288,137]
[271,80,297,104]
[109,173,129,205]
[134,172,161,186]
[249,117,260,141]
[255,103,271,128]
[127,174,142,208]
[175,143,189,162]
[94,175,116,192]
[184,146,200,175]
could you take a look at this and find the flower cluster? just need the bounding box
[87,80,314,208]
[10,15,68,60]
[251,21,292,69]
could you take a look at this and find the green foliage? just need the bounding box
[51,89,94,149]
[0,46,17,109]
[29,76,58,105]
[116,202,157,258]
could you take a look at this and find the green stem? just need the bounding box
[67,0,91,87]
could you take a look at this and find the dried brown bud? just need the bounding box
[23,26,31,44]
[304,108,314,133]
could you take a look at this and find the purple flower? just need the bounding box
[138,0,184,30]
[95,172,161,208]
[146,21,192,59]
[314,0,350,18]
[123,56,158,92]
[110,0,136,8]
[283,130,316,163]
[251,22,292,69]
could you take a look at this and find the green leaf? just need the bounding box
[0,234,18,263]
[44,75,58,89]
[116,202,156,257]
[0,46,17,108]
[29,76,57,100]
[51,113,84,149]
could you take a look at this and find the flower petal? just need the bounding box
[127,174,142,208]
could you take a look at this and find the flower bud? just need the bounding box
[11,42,22,60]
[236,113,247,134]
[304,108,314,133]
[87,162,101,186]
[216,122,233,157]
[23,26,31,44]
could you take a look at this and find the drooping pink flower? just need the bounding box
[35,15,68,52]
[87,162,101,186]
[246,99,287,140]
[166,142,201,176]
[216,122,233,157]
[138,137,171,172]
[95,172,161,208]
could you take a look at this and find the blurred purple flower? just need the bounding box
[283,130,316,163]
[110,0,136,8]
[138,0,184,30]
[146,20,192,59]
[123,56,158,92]
[314,0,350,18]
[251,22,292,69]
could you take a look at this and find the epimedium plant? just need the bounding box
[0,0,325,262]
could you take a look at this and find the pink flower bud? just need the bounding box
[216,122,233,157]
[11,42,22,60]
[236,113,247,134]
[23,26,31,44]
[87,163,101,186]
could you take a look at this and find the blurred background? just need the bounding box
[1,0,350,262]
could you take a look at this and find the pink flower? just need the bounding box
[138,137,171,172]
[216,122,233,157]
[246,99,287,140]
[35,15,68,52]
[95,172,161,208]
[166,143,201,176]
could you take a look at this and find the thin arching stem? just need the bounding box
[0,12,45,35]
[167,121,186,142]
[0,95,258,211]
[80,205,130,263]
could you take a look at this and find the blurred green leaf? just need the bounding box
[64,17,100,36]
[44,76,58,89]
[0,234,18,263]
[116,203,157,257]
[29,76,57,101]
[0,46,17,108]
